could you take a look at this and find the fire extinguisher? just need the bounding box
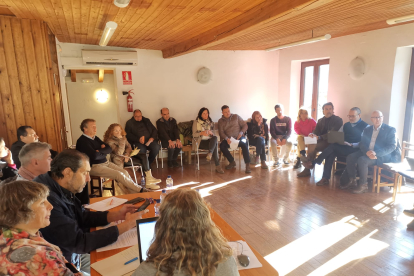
[127,89,134,112]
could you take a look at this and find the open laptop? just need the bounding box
[136,217,159,262]
[328,131,345,144]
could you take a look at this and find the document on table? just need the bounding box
[229,137,240,151]
[85,197,128,211]
[304,136,317,145]
[228,240,262,270]
[91,245,140,276]
[96,227,138,252]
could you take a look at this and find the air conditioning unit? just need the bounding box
[82,50,137,66]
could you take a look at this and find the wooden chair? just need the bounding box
[89,176,116,197]
[332,155,347,176]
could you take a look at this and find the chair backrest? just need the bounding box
[402,141,414,161]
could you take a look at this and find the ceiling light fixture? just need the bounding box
[266,34,331,52]
[114,0,131,8]
[386,14,414,25]
[99,21,118,46]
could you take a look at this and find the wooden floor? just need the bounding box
[143,157,414,276]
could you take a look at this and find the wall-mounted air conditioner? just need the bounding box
[82,50,137,66]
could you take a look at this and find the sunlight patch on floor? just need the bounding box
[197,176,252,197]
[171,181,199,189]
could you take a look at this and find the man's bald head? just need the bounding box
[161,108,170,121]
[371,110,383,128]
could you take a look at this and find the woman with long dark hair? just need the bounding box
[247,111,269,169]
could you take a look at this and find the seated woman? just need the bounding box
[0,180,81,276]
[133,188,239,276]
[104,123,161,190]
[192,108,224,174]
[293,108,317,169]
[247,111,269,169]
[0,137,17,181]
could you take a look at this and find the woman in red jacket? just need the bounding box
[294,108,316,169]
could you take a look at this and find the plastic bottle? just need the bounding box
[140,175,146,189]
[166,175,173,192]
[160,189,166,203]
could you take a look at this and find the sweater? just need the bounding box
[294,119,317,136]
[76,135,112,165]
[270,116,292,140]
[218,114,247,141]
[125,116,158,146]
[313,115,343,140]
[343,119,368,144]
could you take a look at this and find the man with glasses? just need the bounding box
[342,110,398,193]
[302,107,368,186]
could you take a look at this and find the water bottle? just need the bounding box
[166,175,173,191]
[160,189,166,202]
[140,175,146,188]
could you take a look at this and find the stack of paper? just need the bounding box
[97,228,138,252]
[228,240,262,270]
[85,197,128,211]
[91,245,140,276]
[304,136,317,145]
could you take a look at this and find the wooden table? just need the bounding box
[90,192,278,276]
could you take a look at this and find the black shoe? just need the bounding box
[403,209,414,217]
[316,178,329,186]
[300,155,310,163]
[245,163,251,174]
[172,160,180,167]
[352,184,368,194]
[297,168,311,177]
[226,161,236,170]
[339,178,357,190]
[168,161,174,168]
[293,158,301,169]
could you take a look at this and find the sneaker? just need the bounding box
[273,160,280,167]
[172,160,181,167]
[316,178,329,186]
[352,184,368,194]
[255,156,260,165]
[216,166,224,174]
[293,158,301,169]
[297,168,311,177]
[168,161,174,168]
[261,160,268,169]
[206,152,212,161]
[245,163,251,174]
[146,183,160,190]
[283,159,290,165]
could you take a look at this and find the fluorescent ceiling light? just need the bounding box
[114,0,131,8]
[386,14,414,25]
[99,21,118,47]
[266,34,331,52]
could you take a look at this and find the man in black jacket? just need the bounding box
[156,108,182,168]
[125,109,160,167]
[343,110,400,193]
[34,150,146,273]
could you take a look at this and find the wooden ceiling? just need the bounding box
[1,0,414,58]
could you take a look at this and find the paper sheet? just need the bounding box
[85,197,128,212]
[97,228,138,252]
[91,245,140,276]
[229,137,240,151]
[228,241,262,270]
[304,136,317,145]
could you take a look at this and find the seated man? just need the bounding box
[343,110,399,194]
[11,126,57,168]
[156,108,183,168]
[125,109,161,167]
[76,119,155,194]
[303,107,368,186]
[17,142,52,181]
[270,104,293,166]
[34,150,147,274]
[298,102,343,177]
[218,105,251,173]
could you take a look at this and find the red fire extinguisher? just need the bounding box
[127,89,134,112]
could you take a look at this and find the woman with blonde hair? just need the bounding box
[293,108,317,169]
[104,123,160,190]
[247,111,269,169]
[132,189,239,276]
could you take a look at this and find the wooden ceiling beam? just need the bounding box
[162,0,331,58]
[98,69,104,82]
[70,70,76,82]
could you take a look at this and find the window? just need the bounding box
[403,48,414,146]
[299,59,330,120]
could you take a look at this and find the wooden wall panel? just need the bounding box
[0,15,64,151]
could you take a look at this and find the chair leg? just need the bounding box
[180,150,183,167]
[98,178,103,198]
[160,148,163,169]
[196,149,200,171]
[375,167,380,194]
[111,179,116,196]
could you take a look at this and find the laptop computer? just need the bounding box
[328,131,345,144]
[136,217,159,262]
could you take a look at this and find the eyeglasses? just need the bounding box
[347,115,359,118]
[371,116,383,120]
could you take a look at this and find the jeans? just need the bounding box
[131,153,149,171]
[199,136,220,166]
[160,140,181,161]
[314,143,359,179]
[252,137,266,161]
[346,150,377,185]
[307,139,329,160]
[220,139,250,164]
[135,141,160,165]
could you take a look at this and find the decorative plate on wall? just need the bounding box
[197,67,212,84]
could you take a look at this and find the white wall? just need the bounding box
[277,23,414,141]
[58,43,279,144]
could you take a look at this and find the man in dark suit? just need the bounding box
[343,110,399,193]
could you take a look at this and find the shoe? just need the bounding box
[339,178,357,190]
[172,160,180,167]
[283,159,290,165]
[403,209,414,217]
[140,187,151,193]
[255,156,260,165]
[206,152,212,161]
[273,160,280,167]
[300,155,310,163]
[146,178,161,184]
[316,178,329,186]
[407,220,414,229]
[146,183,160,190]
[168,161,173,168]
[352,184,368,194]
[145,170,161,183]
[225,161,236,170]
[293,157,301,169]
[297,168,311,177]
[303,161,314,170]
[245,163,251,174]
[261,160,268,169]
[216,165,224,174]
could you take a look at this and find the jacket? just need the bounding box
[247,118,269,143]
[192,118,217,151]
[11,140,58,169]
[313,115,343,140]
[34,172,119,268]
[105,136,132,167]
[76,135,112,165]
[218,114,247,141]
[156,117,180,147]
[125,116,158,146]
[359,124,400,165]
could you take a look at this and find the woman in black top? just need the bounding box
[247,111,269,169]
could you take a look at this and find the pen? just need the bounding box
[109,199,114,205]
[124,257,138,265]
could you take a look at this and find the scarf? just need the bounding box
[18,167,37,180]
